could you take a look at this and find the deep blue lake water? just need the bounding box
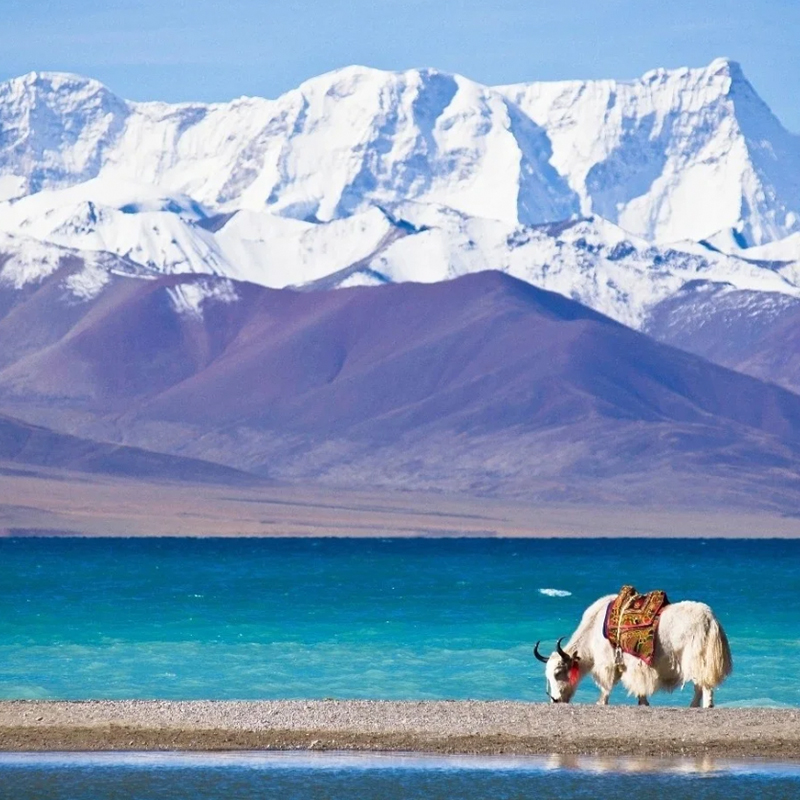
[1,752,800,800]
[1,537,798,706]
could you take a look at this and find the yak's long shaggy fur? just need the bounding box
[542,594,732,707]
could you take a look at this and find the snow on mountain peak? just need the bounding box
[0,229,130,299]
[1,71,115,106]
[0,60,798,244]
[705,57,758,91]
[0,58,799,340]
[500,59,800,245]
[222,63,580,226]
[0,70,129,201]
[348,209,800,328]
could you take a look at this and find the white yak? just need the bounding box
[534,594,732,708]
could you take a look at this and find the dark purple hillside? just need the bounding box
[2,269,800,509]
[133,272,800,441]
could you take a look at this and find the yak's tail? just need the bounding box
[693,614,733,688]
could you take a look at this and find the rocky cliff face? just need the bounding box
[501,58,800,245]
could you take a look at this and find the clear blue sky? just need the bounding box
[3,0,799,132]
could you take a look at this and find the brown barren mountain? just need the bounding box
[2,261,800,512]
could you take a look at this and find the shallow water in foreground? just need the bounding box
[2,752,800,800]
[2,537,799,706]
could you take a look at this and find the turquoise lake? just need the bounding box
[1,537,798,706]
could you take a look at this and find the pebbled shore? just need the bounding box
[0,701,799,759]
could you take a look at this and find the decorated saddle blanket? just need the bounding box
[603,585,669,666]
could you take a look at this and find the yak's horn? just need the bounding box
[556,637,571,662]
[533,641,549,663]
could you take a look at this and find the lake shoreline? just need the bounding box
[5,468,800,539]
[2,701,799,760]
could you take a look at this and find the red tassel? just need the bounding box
[569,662,580,686]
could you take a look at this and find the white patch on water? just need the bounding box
[538,588,572,597]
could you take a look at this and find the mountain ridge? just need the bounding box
[2,59,799,244]
[3,60,800,510]
[3,267,800,511]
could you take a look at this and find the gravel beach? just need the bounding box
[1,701,798,760]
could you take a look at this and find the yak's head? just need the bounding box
[534,637,582,703]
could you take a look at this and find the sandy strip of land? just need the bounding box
[0,701,798,760]
[4,465,800,538]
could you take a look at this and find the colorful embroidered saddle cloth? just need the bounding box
[603,585,669,666]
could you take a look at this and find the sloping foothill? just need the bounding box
[0,411,256,486]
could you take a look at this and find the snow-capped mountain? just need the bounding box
[341,204,800,328]
[1,59,799,244]
[500,58,800,245]
[0,229,140,295]
[0,67,579,228]
[0,179,405,286]
[3,185,798,331]
[2,59,800,395]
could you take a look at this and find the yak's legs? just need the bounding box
[702,687,714,709]
[690,686,703,707]
[637,696,650,706]
[597,666,621,706]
